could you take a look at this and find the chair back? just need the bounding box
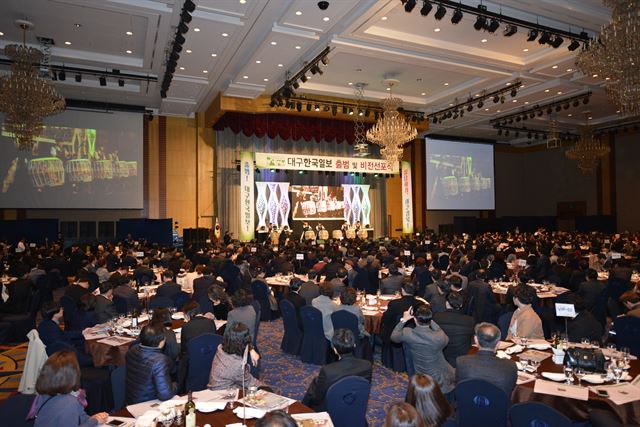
[251,280,272,321]
[35,275,53,304]
[279,299,302,355]
[59,295,76,325]
[509,402,571,427]
[0,393,35,426]
[112,295,128,314]
[110,364,127,412]
[330,310,359,340]
[326,376,371,427]
[402,342,415,377]
[299,305,328,365]
[613,315,640,356]
[497,311,513,340]
[186,333,222,391]
[173,291,190,310]
[455,379,508,427]
[149,296,174,310]
[251,300,261,347]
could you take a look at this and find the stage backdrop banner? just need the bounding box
[240,151,255,241]
[401,160,414,234]
[255,152,400,174]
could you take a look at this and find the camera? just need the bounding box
[317,1,329,10]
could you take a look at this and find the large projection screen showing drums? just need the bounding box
[0,110,143,209]
[425,138,495,210]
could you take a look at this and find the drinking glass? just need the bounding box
[612,360,624,384]
[581,338,590,347]
[591,340,600,349]
[563,365,574,384]
[575,368,586,386]
[530,359,541,374]
[521,336,529,348]
[520,358,530,372]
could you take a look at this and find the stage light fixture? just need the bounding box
[451,8,463,24]
[342,105,347,114]
[508,118,513,124]
[474,15,486,30]
[563,103,570,109]
[404,0,417,13]
[374,111,379,120]
[75,73,82,83]
[510,88,517,97]
[516,116,521,122]
[432,116,438,124]
[310,65,322,75]
[434,4,446,20]
[306,103,312,111]
[567,39,580,51]
[292,81,300,89]
[174,44,183,53]
[527,29,538,41]
[420,0,433,16]
[58,70,66,81]
[460,109,464,117]
[300,74,308,83]
[178,22,189,34]
[296,102,302,112]
[537,110,543,117]
[529,112,535,118]
[503,24,517,37]
[175,34,186,45]
[572,100,579,107]
[582,97,589,104]
[500,96,505,103]
[99,76,107,86]
[314,104,320,112]
[493,95,500,103]
[348,107,354,115]
[477,100,483,108]
[321,56,329,66]
[551,36,564,48]
[118,79,125,87]
[183,0,196,13]
[487,18,500,33]
[331,105,337,116]
[546,107,552,114]
[522,114,527,121]
[364,109,370,117]
[538,32,551,44]
[453,112,459,119]
[467,104,473,112]
[181,10,192,23]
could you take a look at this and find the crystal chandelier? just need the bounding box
[575,0,640,115]
[366,79,417,165]
[0,20,65,150]
[352,83,370,157]
[565,126,610,175]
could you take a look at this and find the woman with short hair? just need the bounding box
[208,322,261,390]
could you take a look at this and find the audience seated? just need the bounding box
[227,289,257,341]
[150,308,180,364]
[381,263,404,295]
[405,373,454,427]
[208,322,261,390]
[0,264,31,314]
[506,284,544,340]
[578,268,604,311]
[456,322,517,399]
[300,271,320,305]
[207,284,230,320]
[302,328,372,411]
[94,282,117,324]
[156,270,181,300]
[338,287,369,340]
[424,271,449,314]
[311,282,338,341]
[384,402,426,427]
[37,301,92,366]
[68,294,98,331]
[180,301,216,354]
[380,281,421,346]
[27,350,108,426]
[566,293,604,343]
[433,292,474,368]
[125,323,176,404]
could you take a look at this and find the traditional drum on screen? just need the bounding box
[116,161,130,178]
[332,230,343,240]
[318,229,329,240]
[65,159,93,183]
[458,176,471,193]
[301,201,316,216]
[94,160,114,180]
[28,158,65,188]
[126,161,138,177]
[442,176,459,197]
[304,230,316,241]
[346,229,356,239]
[357,229,368,239]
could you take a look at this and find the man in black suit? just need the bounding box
[380,281,421,345]
[156,270,182,300]
[0,265,31,314]
[456,322,518,399]
[285,277,306,329]
[95,282,118,324]
[466,270,499,324]
[578,268,604,312]
[566,294,603,343]
[192,267,215,300]
[132,261,155,286]
[302,328,372,411]
[64,273,91,304]
[299,271,320,306]
[433,292,475,368]
[179,301,217,354]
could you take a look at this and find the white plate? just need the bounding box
[379,295,395,300]
[529,343,551,350]
[541,372,566,382]
[195,401,226,413]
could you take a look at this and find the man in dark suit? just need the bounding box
[179,301,217,354]
[156,270,182,300]
[424,271,449,314]
[0,265,31,314]
[456,322,518,399]
[132,262,155,286]
[433,292,475,368]
[64,273,91,304]
[566,294,603,343]
[302,328,372,411]
[192,267,215,300]
[381,263,404,295]
[285,277,306,313]
[380,281,421,345]
[299,271,320,306]
[578,268,604,312]
[466,270,499,324]
[95,282,118,324]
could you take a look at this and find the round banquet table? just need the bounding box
[472,344,640,424]
[112,399,314,427]
[490,282,567,307]
[358,295,397,335]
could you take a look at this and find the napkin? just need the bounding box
[505,344,524,355]
[581,374,605,384]
[171,312,185,320]
[541,372,566,382]
[233,406,266,419]
[496,350,511,359]
[528,342,551,350]
[195,401,226,412]
[135,410,160,427]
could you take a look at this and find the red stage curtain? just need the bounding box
[213,112,357,144]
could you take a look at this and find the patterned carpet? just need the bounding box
[0,343,28,401]
[257,319,407,426]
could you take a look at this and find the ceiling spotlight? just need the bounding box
[420,1,433,16]
[434,4,446,20]
[99,76,106,86]
[183,0,196,13]
[538,32,551,45]
[474,15,486,31]
[510,88,517,97]
[310,65,323,75]
[529,112,535,119]
[451,8,463,24]
[572,100,579,107]
[453,112,459,119]
[493,95,500,103]
[551,35,564,48]
[118,78,124,87]
[180,10,192,23]
[296,102,302,112]
[583,98,589,105]
[348,107,354,115]
[432,116,438,124]
[404,0,417,12]
[178,22,189,34]
[503,24,517,37]
[500,96,505,103]
[537,110,543,117]
[75,73,81,83]
[477,100,483,108]
[306,103,312,112]
[467,104,473,112]
[292,81,300,89]
[58,70,66,81]
[321,56,329,66]
[527,29,538,41]
[300,74,308,83]
[563,103,570,109]
[486,18,500,33]
[567,39,580,51]
[546,107,553,114]
[331,105,337,116]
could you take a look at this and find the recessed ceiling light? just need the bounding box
[497,110,501,113]
[222,33,230,37]
[295,11,302,16]
[523,48,529,52]
[255,60,261,64]
[588,116,593,120]
[484,108,489,111]
[203,70,208,73]
[481,38,488,43]
[64,41,72,45]
[434,28,441,32]
[263,78,269,82]
[592,74,598,78]
[194,28,200,32]
[348,82,353,85]
[386,87,390,91]
[243,75,248,79]
[323,17,330,22]
[421,92,426,96]
[449,103,454,106]
[605,77,610,80]
[475,94,481,97]
[443,82,449,86]
[125,50,132,54]
[524,101,529,104]
[557,91,563,94]
[239,0,246,4]
[186,49,192,53]
[74,23,82,28]
[295,45,301,49]
[211,53,217,57]
[179,66,185,70]
[552,65,558,69]
[568,114,572,117]
[126,31,133,36]
[544,89,550,93]
[566,68,573,72]
[512,99,517,102]
[277,63,283,67]
[270,41,277,45]
[0,32,4,36]
[381,16,388,21]
[616,110,621,113]
[506,82,511,86]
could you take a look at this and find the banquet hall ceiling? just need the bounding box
[0,0,624,144]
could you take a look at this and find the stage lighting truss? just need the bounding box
[269,47,331,107]
[160,1,195,98]
[427,80,522,124]
[401,0,589,51]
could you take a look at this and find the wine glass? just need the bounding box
[612,360,624,384]
[520,358,530,372]
[575,368,586,386]
[530,359,541,374]
[521,336,529,348]
[563,365,574,384]
[621,347,630,368]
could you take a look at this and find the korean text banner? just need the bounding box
[255,152,399,174]
[239,151,255,242]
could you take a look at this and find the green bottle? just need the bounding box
[184,390,196,427]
